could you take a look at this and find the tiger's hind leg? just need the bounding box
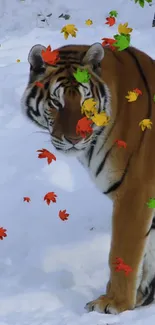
[136,217,155,307]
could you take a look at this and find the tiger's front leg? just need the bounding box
[85,178,154,314]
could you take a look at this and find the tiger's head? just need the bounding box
[21,43,111,157]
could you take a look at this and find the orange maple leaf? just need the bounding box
[35,81,44,88]
[0,227,7,240]
[44,192,57,205]
[59,209,69,221]
[41,45,60,65]
[76,117,93,138]
[133,88,142,95]
[113,257,132,276]
[115,139,127,148]
[101,37,117,51]
[23,197,31,202]
[105,16,116,26]
[37,149,56,164]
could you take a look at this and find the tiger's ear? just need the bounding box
[28,44,46,71]
[82,43,104,66]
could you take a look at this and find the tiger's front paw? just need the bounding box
[85,295,133,314]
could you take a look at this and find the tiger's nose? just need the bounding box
[65,136,80,144]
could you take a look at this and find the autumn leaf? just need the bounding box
[73,68,91,83]
[91,111,110,127]
[118,22,133,35]
[133,88,142,95]
[41,45,60,65]
[125,90,138,102]
[23,197,31,202]
[59,209,69,221]
[81,98,98,118]
[37,148,56,164]
[61,24,78,39]
[35,81,44,88]
[113,34,130,51]
[0,227,7,240]
[139,119,153,131]
[109,10,118,18]
[115,139,127,148]
[147,198,155,208]
[105,16,116,26]
[85,19,93,25]
[44,192,57,205]
[76,117,93,138]
[113,257,132,276]
[16,59,20,62]
[101,37,117,51]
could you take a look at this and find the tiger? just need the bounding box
[21,42,155,314]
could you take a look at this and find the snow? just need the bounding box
[0,0,155,324]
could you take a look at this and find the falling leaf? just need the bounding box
[61,24,78,39]
[73,68,91,83]
[41,45,60,65]
[125,90,138,102]
[133,88,142,95]
[113,34,131,51]
[35,81,44,88]
[81,98,98,118]
[44,192,57,205]
[58,14,70,20]
[0,227,7,240]
[118,22,133,35]
[16,59,20,62]
[105,16,116,26]
[135,0,152,7]
[23,197,31,202]
[146,198,155,208]
[115,139,127,148]
[153,94,155,102]
[76,117,93,138]
[109,10,118,17]
[59,209,69,221]
[101,37,117,51]
[113,257,132,276]
[37,148,56,164]
[85,19,93,25]
[91,111,110,126]
[139,119,153,131]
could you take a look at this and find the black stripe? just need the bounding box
[96,145,114,177]
[103,156,131,195]
[142,277,155,306]
[87,128,104,167]
[36,89,44,110]
[125,48,152,149]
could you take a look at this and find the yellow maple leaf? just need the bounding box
[81,98,98,118]
[125,91,138,102]
[91,111,110,127]
[61,24,78,39]
[16,59,20,62]
[85,19,93,26]
[118,22,133,35]
[139,119,153,131]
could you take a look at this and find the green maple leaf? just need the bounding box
[153,94,155,102]
[113,34,130,51]
[109,10,118,18]
[147,198,155,208]
[73,68,91,83]
[139,0,145,7]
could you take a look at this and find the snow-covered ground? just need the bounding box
[0,0,155,324]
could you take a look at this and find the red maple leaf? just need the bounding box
[44,192,57,205]
[59,209,69,221]
[37,149,56,164]
[0,227,7,240]
[35,81,44,88]
[113,257,132,276]
[105,16,116,27]
[115,139,127,148]
[101,37,117,51]
[133,88,142,95]
[23,197,31,202]
[41,45,60,65]
[76,117,93,138]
